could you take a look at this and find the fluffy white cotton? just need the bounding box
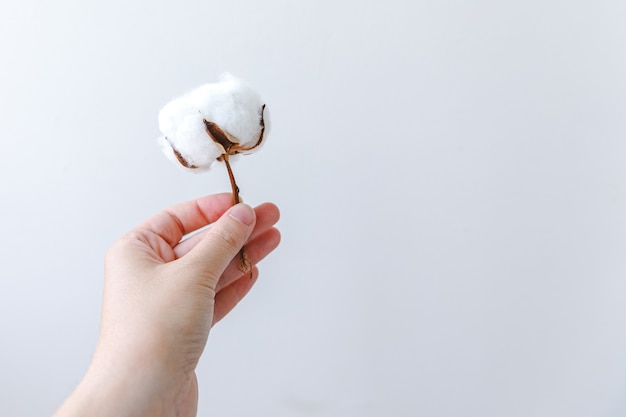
[158,73,268,171]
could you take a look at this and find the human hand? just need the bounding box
[54,194,280,417]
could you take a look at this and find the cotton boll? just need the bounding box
[158,73,267,170]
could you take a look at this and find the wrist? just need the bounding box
[54,350,194,417]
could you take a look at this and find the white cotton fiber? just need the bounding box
[158,73,268,171]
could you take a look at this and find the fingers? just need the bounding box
[213,267,259,325]
[136,193,234,247]
[182,204,257,286]
[173,202,280,258]
[216,227,281,292]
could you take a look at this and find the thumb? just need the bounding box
[184,203,256,284]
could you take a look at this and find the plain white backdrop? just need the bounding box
[1,0,626,416]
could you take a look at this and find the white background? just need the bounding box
[1,1,626,416]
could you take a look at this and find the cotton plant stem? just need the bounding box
[221,154,252,275]
[222,155,240,205]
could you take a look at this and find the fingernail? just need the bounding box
[229,204,255,226]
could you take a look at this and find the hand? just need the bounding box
[54,194,281,417]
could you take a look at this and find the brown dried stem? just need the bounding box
[202,108,266,277]
[221,154,240,205]
[220,154,251,275]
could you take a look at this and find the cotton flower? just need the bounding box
[158,73,268,172]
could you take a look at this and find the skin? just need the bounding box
[54,194,281,417]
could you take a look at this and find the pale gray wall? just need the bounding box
[1,1,626,416]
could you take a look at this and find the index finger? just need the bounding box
[137,193,235,247]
